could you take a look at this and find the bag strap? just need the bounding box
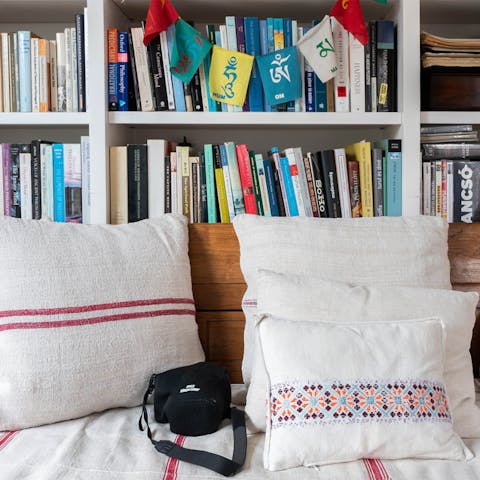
[139,377,247,477]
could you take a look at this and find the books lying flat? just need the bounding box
[422,52,480,69]
[421,32,480,52]
[420,131,479,143]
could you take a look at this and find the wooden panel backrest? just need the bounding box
[189,223,480,383]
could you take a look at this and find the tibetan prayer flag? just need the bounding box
[143,0,180,45]
[330,0,369,46]
[297,16,338,83]
[256,46,302,106]
[170,19,212,84]
[209,45,254,107]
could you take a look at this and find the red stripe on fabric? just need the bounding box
[163,435,186,480]
[0,431,17,451]
[364,459,387,480]
[0,309,196,332]
[374,459,391,480]
[363,459,376,480]
[0,298,195,318]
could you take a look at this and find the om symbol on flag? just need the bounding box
[269,53,291,84]
[222,56,238,99]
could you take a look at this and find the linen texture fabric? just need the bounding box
[232,214,452,385]
[259,316,471,471]
[246,270,480,437]
[0,215,205,431]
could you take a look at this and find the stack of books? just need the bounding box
[109,137,402,224]
[0,138,90,223]
[421,124,480,222]
[108,17,397,113]
[0,10,87,113]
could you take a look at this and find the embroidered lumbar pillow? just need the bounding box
[246,270,480,439]
[259,316,471,470]
[0,215,204,431]
[232,214,452,384]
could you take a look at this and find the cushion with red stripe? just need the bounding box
[0,215,204,431]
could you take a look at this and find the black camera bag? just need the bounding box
[139,362,246,476]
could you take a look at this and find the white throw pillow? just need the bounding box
[259,315,471,471]
[246,270,480,438]
[232,215,452,384]
[0,215,205,431]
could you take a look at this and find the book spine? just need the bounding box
[376,20,395,112]
[204,144,217,223]
[320,150,341,218]
[430,161,436,217]
[387,139,402,216]
[268,147,289,215]
[44,144,54,220]
[369,21,377,112]
[422,161,431,216]
[117,32,129,111]
[272,18,285,112]
[160,30,176,111]
[206,25,222,112]
[109,146,128,224]
[64,27,73,112]
[422,143,480,161]
[279,155,298,216]
[38,39,49,112]
[225,16,241,113]
[263,159,280,216]
[235,144,257,214]
[1,33,11,112]
[349,32,365,113]
[198,63,209,112]
[453,161,480,223]
[225,142,245,215]
[10,144,21,217]
[147,139,166,217]
[295,25,304,112]
[249,151,264,215]
[11,33,19,112]
[164,155,171,213]
[331,17,349,112]
[308,152,327,218]
[347,160,361,217]
[0,146,3,215]
[255,154,271,216]
[284,148,306,216]
[199,154,208,222]
[76,14,86,112]
[435,160,442,217]
[446,161,453,223]
[177,146,190,218]
[19,146,32,220]
[30,38,40,112]
[30,140,42,219]
[52,143,65,222]
[293,147,313,216]
[64,144,82,223]
[334,148,352,218]
[39,143,49,219]
[71,27,79,112]
[170,152,177,214]
[372,148,384,216]
[441,160,448,219]
[18,31,32,112]
[244,17,263,112]
[147,36,168,111]
[56,32,67,112]
[2,144,11,216]
[190,157,199,223]
[235,16,248,111]
[303,154,319,217]
[189,68,204,112]
[364,23,372,112]
[272,163,286,216]
[283,18,295,112]
[259,19,270,112]
[80,136,90,224]
[127,29,141,111]
[127,144,148,222]
[213,145,230,223]
[220,144,235,220]
[131,28,154,112]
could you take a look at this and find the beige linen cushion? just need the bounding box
[0,215,204,431]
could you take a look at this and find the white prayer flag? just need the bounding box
[297,15,338,83]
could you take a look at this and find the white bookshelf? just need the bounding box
[0,0,478,223]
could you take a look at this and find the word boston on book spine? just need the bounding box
[108,0,396,113]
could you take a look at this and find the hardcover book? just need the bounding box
[452,161,480,223]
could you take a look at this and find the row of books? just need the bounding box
[108,18,397,113]
[109,138,402,225]
[421,124,480,223]
[0,10,87,113]
[0,139,90,223]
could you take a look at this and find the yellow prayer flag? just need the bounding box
[208,45,254,107]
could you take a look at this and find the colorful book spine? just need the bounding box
[71,27,79,112]
[372,147,384,216]
[225,16,242,113]
[19,145,32,220]
[64,144,82,223]
[263,159,280,216]
[38,39,49,112]
[18,31,32,112]
[199,154,208,222]
[236,144,257,215]
[304,28,315,113]
[272,18,284,112]
[303,154,319,217]
[220,144,235,220]
[166,25,184,112]
[345,142,373,217]
[279,155,298,216]
[204,144,217,223]
[56,32,67,112]
[334,148,351,218]
[42,143,54,220]
[235,16,249,111]
[249,150,264,215]
[308,152,327,218]
[117,32,129,111]
[213,145,230,223]
[244,17,264,112]
[347,159,361,217]
[331,17,349,112]
[2,144,11,216]
[80,136,90,224]
[225,142,245,215]
[255,154,271,216]
[259,19,270,112]
[10,145,21,217]
[30,140,42,220]
[387,139,402,216]
[284,148,306,216]
[268,147,289,216]
[107,28,119,111]
[52,143,65,222]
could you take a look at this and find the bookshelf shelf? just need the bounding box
[421,111,480,125]
[0,113,89,127]
[109,112,402,127]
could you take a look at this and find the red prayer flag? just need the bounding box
[330,0,368,45]
[143,0,180,45]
